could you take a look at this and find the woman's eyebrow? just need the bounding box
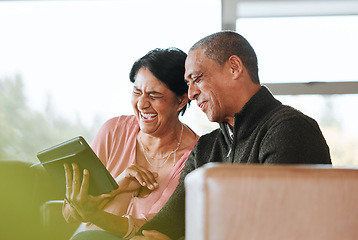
[133,85,140,90]
[133,85,164,95]
[148,91,164,96]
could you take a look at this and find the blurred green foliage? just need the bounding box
[0,76,100,163]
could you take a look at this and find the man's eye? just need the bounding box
[192,74,203,83]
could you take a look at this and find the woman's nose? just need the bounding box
[137,96,150,110]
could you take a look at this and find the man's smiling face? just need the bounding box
[185,48,233,124]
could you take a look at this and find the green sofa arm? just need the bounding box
[40,200,80,240]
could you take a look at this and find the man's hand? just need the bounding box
[130,230,172,240]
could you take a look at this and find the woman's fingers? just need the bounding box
[63,163,114,222]
[115,164,160,192]
[130,230,172,240]
[129,165,158,190]
[64,163,73,198]
[72,163,81,195]
[79,169,90,198]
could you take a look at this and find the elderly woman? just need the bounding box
[63,48,198,239]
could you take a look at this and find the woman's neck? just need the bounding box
[138,121,184,159]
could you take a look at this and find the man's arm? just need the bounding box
[138,180,186,239]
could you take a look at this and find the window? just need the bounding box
[233,1,358,166]
[0,0,221,163]
[236,16,358,84]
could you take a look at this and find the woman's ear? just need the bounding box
[228,55,243,80]
[177,93,189,112]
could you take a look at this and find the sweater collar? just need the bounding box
[219,86,281,141]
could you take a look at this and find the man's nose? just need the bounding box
[188,83,199,100]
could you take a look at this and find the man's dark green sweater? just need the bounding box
[139,86,331,239]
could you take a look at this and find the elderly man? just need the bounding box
[135,30,331,240]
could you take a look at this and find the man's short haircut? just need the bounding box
[190,31,260,84]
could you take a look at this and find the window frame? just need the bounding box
[221,0,358,95]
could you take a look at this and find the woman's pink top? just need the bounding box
[86,115,198,232]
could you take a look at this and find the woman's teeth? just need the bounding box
[140,113,157,120]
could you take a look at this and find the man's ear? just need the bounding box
[177,93,189,112]
[228,55,243,80]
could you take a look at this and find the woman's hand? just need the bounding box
[63,198,85,223]
[130,230,172,240]
[64,163,113,222]
[115,164,159,193]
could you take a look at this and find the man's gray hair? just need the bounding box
[190,31,260,84]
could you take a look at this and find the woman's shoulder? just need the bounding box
[102,115,137,128]
[97,115,138,137]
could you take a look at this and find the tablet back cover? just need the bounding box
[37,136,118,196]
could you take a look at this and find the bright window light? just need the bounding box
[236,15,358,166]
[236,16,358,83]
[0,0,221,162]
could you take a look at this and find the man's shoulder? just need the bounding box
[197,128,222,143]
[190,127,229,158]
[261,104,327,146]
[266,104,318,128]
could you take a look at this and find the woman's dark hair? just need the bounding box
[129,47,190,116]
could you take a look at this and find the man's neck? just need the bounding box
[231,84,261,115]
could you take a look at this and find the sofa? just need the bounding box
[0,161,79,240]
[185,163,358,240]
[12,161,358,240]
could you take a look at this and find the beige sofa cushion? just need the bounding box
[185,164,358,240]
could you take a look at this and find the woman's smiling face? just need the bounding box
[131,67,181,136]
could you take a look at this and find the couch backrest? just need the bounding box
[0,161,62,240]
[185,163,358,240]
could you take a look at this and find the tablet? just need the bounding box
[37,136,118,196]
